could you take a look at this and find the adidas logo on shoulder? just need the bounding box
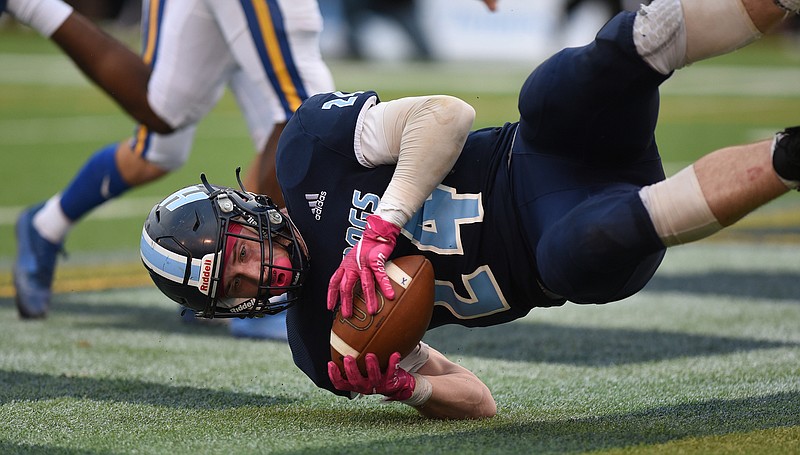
[305,191,327,220]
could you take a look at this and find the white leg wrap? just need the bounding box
[639,166,722,247]
[633,0,688,74]
[633,0,763,74]
[682,0,762,64]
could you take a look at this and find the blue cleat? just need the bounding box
[13,203,62,319]
[180,308,200,324]
[230,313,288,341]
[0,0,7,17]
[179,308,229,326]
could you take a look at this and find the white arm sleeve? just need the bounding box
[358,95,475,227]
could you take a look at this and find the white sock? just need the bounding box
[6,0,73,37]
[33,195,73,244]
[682,0,762,64]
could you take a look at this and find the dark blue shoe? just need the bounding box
[13,203,62,319]
[0,0,7,18]
[230,313,288,341]
[179,308,229,326]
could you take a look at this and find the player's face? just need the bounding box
[221,226,293,299]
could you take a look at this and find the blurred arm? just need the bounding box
[50,12,173,133]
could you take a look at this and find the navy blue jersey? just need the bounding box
[278,90,563,393]
[278,11,672,394]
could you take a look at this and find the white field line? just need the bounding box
[3,53,800,95]
[0,114,247,145]
[1,55,799,225]
[0,54,90,87]
[661,65,800,97]
[0,116,132,145]
[0,196,160,226]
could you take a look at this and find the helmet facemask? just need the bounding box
[141,170,309,319]
[213,191,306,317]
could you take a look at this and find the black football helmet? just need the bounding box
[140,171,309,318]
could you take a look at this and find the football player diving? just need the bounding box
[141,0,800,420]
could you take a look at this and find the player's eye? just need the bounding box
[233,277,241,291]
[239,245,247,262]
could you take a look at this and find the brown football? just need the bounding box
[330,255,435,376]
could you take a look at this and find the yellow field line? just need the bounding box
[732,208,800,228]
[0,262,152,298]
[1,205,799,298]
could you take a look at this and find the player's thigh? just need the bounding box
[206,0,334,122]
[511,136,665,235]
[532,184,666,304]
[146,0,236,129]
[516,11,667,161]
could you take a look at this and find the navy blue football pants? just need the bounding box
[512,11,672,304]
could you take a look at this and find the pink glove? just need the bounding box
[328,352,416,401]
[327,214,400,318]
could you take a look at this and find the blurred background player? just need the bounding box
[558,0,645,47]
[5,0,334,340]
[341,0,432,60]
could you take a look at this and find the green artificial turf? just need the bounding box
[0,22,798,455]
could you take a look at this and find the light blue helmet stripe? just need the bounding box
[140,227,201,286]
[160,185,209,211]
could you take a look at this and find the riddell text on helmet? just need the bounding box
[199,257,213,294]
